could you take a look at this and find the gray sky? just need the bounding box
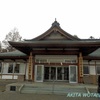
[0,0,100,41]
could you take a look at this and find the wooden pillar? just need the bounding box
[78,52,83,83]
[12,62,15,79]
[95,61,97,84]
[32,56,35,81]
[28,52,33,81]
[1,62,4,79]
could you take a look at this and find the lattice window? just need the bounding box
[8,63,13,73]
[96,66,100,74]
[14,64,20,73]
[83,66,89,74]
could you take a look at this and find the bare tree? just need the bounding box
[2,28,22,52]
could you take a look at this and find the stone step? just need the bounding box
[22,87,86,92]
[21,85,87,94]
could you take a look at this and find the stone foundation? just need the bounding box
[6,83,23,93]
[83,75,98,84]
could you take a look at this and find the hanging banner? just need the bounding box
[28,52,33,80]
[79,57,83,77]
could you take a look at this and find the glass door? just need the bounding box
[51,67,56,80]
[35,65,44,82]
[64,67,69,80]
[57,67,62,80]
[44,67,49,80]
[69,65,77,83]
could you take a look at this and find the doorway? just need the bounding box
[69,65,77,83]
[35,65,44,82]
[35,65,77,83]
[44,67,69,81]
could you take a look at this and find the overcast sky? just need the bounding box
[0,0,100,41]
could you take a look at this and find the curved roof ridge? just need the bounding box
[25,21,80,41]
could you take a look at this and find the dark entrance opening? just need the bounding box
[44,66,69,81]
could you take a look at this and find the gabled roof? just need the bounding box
[25,20,80,41]
[8,21,100,56]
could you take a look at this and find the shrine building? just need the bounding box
[0,20,100,84]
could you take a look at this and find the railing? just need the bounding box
[19,84,24,93]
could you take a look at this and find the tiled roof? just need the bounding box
[89,48,100,57]
[0,48,100,58]
[0,50,26,57]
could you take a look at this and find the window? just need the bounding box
[83,66,89,74]
[0,63,2,73]
[14,64,20,73]
[10,86,16,91]
[96,66,100,74]
[8,63,13,73]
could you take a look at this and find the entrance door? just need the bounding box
[51,67,56,80]
[35,65,44,82]
[64,67,69,80]
[57,67,62,80]
[69,65,77,83]
[44,67,49,80]
[44,67,69,81]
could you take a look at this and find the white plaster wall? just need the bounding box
[84,60,100,64]
[35,55,77,59]
[2,63,8,74]
[89,61,95,64]
[19,63,25,74]
[35,55,77,63]
[90,66,96,75]
[25,62,28,80]
[83,60,95,64]
[2,75,13,79]
[49,59,64,63]
[96,61,100,64]
[1,61,27,79]
[83,60,88,64]
[13,75,18,79]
